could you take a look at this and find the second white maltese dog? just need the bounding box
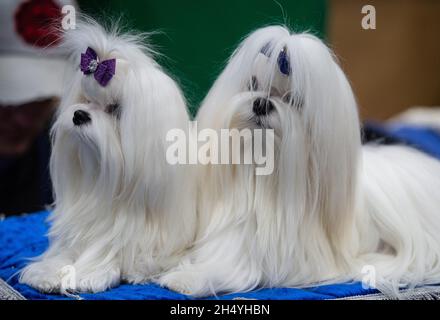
[19,20,196,293]
[158,26,440,297]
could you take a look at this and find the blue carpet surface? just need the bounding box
[0,211,378,300]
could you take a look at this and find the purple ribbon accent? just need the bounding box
[80,47,116,87]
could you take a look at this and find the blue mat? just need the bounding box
[1,123,440,300]
[364,122,440,159]
[0,211,378,300]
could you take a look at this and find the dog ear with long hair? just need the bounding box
[19,19,197,294]
[158,26,440,297]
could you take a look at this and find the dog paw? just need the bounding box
[121,259,162,284]
[71,267,121,293]
[19,261,62,293]
[157,270,209,297]
[122,271,151,284]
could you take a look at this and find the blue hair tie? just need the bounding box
[277,49,290,76]
[260,43,290,76]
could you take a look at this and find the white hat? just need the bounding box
[0,0,77,106]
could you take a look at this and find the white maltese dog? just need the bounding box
[158,26,440,297]
[19,20,196,293]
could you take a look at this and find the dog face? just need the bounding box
[52,45,130,182]
[225,49,295,138]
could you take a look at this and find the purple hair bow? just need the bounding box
[80,47,116,87]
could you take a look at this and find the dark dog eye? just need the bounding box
[248,76,259,91]
[283,93,303,110]
[106,103,121,117]
[282,93,292,104]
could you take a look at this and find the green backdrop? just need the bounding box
[78,0,326,116]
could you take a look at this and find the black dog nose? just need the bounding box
[73,110,91,126]
[253,98,274,116]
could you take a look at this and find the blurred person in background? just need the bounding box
[0,0,74,216]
